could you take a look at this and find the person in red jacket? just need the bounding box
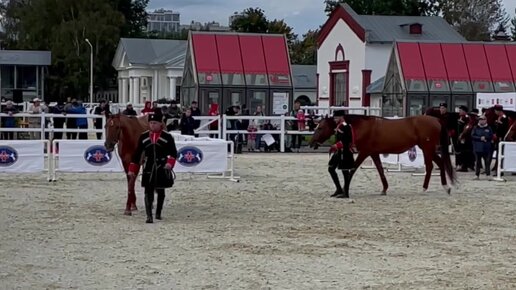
[128,113,178,223]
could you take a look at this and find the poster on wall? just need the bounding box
[476,92,516,110]
[273,92,289,115]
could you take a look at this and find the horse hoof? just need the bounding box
[131,205,138,211]
[124,210,132,216]
[443,185,451,195]
[380,191,387,195]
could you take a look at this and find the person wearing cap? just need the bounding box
[93,100,111,140]
[128,112,178,223]
[471,114,494,179]
[122,103,137,116]
[456,105,473,171]
[438,102,457,143]
[328,110,355,198]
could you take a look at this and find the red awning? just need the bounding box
[239,35,268,74]
[419,43,448,80]
[505,44,516,83]
[441,44,470,81]
[215,35,244,74]
[484,44,513,82]
[462,44,491,82]
[191,34,220,73]
[262,36,290,74]
[396,42,426,79]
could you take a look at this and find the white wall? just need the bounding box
[365,44,392,83]
[317,19,366,107]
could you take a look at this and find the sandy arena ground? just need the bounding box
[1,153,516,289]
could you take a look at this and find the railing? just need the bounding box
[0,112,105,140]
[493,141,516,182]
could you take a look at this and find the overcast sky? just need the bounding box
[148,0,516,36]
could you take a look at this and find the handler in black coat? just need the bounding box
[128,113,178,223]
[328,110,355,199]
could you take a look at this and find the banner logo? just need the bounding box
[84,145,112,166]
[407,146,417,162]
[0,146,18,167]
[178,146,203,167]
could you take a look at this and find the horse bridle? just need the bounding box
[107,115,123,147]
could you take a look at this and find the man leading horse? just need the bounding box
[328,110,355,198]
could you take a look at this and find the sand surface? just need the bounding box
[1,153,516,289]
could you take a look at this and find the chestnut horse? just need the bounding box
[483,106,516,141]
[309,114,456,196]
[104,113,149,215]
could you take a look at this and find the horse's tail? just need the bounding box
[440,124,457,185]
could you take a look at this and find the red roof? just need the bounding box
[396,42,516,84]
[504,45,516,83]
[419,43,448,80]
[191,34,220,73]
[441,43,470,81]
[240,35,267,74]
[463,44,491,82]
[215,35,243,74]
[397,42,426,79]
[190,32,291,77]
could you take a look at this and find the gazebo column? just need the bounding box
[129,77,134,105]
[134,77,140,104]
[169,77,177,100]
[121,78,129,104]
[153,70,159,101]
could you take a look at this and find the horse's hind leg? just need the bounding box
[370,154,389,195]
[129,174,138,211]
[433,152,451,194]
[422,148,435,191]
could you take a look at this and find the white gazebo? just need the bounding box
[112,38,187,104]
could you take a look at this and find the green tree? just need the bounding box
[323,0,435,16]
[0,0,148,99]
[109,0,149,37]
[230,7,268,33]
[440,0,508,41]
[290,30,318,65]
[267,19,297,45]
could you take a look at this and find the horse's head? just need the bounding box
[104,113,122,152]
[503,111,516,141]
[309,115,336,149]
[423,106,440,117]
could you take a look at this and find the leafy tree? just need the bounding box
[323,0,435,16]
[440,0,508,41]
[109,0,149,37]
[267,19,297,45]
[0,0,149,99]
[290,30,318,65]
[230,7,268,33]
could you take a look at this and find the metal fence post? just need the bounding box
[280,114,285,153]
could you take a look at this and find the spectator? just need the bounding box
[1,100,18,140]
[122,103,137,116]
[180,108,196,136]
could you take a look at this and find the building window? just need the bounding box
[332,72,347,106]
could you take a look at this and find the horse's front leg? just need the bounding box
[128,171,138,211]
[370,154,389,195]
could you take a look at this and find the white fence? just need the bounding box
[0,112,105,140]
[493,141,516,182]
[1,139,239,182]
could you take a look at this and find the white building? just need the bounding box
[112,38,186,104]
[147,9,180,33]
[316,3,465,112]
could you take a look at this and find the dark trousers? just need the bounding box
[475,152,492,176]
[78,124,88,140]
[144,186,165,219]
[328,152,352,195]
[291,134,302,149]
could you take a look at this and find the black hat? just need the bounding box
[333,110,345,117]
[458,105,468,112]
[148,113,163,122]
[494,104,503,111]
[471,108,479,115]
[439,102,447,108]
